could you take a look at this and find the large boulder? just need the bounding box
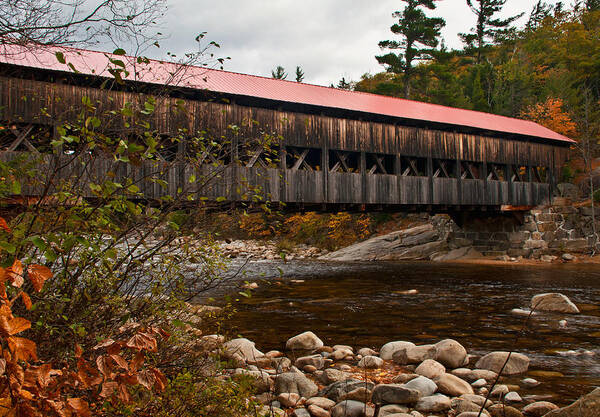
[392,344,436,365]
[543,388,600,417]
[286,331,324,350]
[415,359,446,379]
[475,352,529,375]
[434,373,474,396]
[330,400,370,417]
[522,401,560,417]
[223,338,264,363]
[321,380,375,403]
[434,339,468,368]
[531,293,580,314]
[404,376,437,397]
[415,394,451,413]
[274,372,318,398]
[380,341,416,360]
[371,384,421,405]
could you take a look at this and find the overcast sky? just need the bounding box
[155,0,563,86]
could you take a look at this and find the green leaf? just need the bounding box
[113,48,127,56]
[0,241,16,254]
[216,196,226,202]
[55,52,66,64]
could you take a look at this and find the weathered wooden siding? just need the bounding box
[0,75,565,208]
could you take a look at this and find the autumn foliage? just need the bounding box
[521,98,578,139]
[0,217,168,417]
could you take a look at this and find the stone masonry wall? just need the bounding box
[447,205,599,259]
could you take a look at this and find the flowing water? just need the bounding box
[213,260,600,404]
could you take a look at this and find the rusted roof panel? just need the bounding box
[0,44,574,144]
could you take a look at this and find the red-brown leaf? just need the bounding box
[110,354,128,371]
[7,336,37,362]
[0,358,5,376]
[151,368,167,391]
[129,352,145,372]
[21,292,32,310]
[74,344,83,359]
[6,260,23,288]
[99,381,118,398]
[26,265,52,293]
[125,332,157,353]
[136,370,155,390]
[117,383,131,404]
[0,217,10,233]
[67,398,91,417]
[96,355,113,379]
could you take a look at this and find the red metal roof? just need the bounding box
[0,44,574,144]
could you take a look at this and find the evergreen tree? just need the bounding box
[585,0,600,11]
[376,0,445,98]
[460,0,524,63]
[271,66,287,80]
[295,66,305,83]
[526,1,553,31]
[337,77,352,90]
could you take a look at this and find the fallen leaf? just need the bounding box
[21,292,32,310]
[26,265,52,293]
[6,260,23,288]
[6,337,36,362]
[0,217,10,233]
[67,398,91,417]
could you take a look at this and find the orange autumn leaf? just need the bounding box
[136,370,155,390]
[0,217,10,233]
[521,98,578,138]
[21,292,32,310]
[66,398,91,417]
[6,260,23,288]
[125,332,157,353]
[7,337,37,362]
[99,381,118,398]
[74,344,83,359]
[26,265,52,293]
[151,368,167,391]
[0,317,31,336]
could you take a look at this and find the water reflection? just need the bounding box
[214,260,600,404]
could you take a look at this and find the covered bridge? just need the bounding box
[0,45,573,211]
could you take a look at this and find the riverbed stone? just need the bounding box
[358,348,377,357]
[307,405,330,417]
[380,341,416,360]
[292,408,312,417]
[543,388,600,417]
[223,338,264,363]
[306,397,336,410]
[319,369,350,385]
[471,378,486,388]
[371,384,421,405]
[531,293,580,314]
[460,394,492,408]
[286,331,324,351]
[392,344,436,365]
[414,394,451,413]
[505,391,522,402]
[358,355,383,369]
[404,376,437,397]
[274,372,318,398]
[415,359,446,379]
[490,384,509,397]
[339,387,372,403]
[521,378,540,388]
[392,373,419,384]
[233,369,271,393]
[456,412,490,417]
[488,404,523,417]
[521,401,559,416]
[296,354,325,370]
[434,339,468,368]
[379,405,409,417]
[277,392,301,407]
[330,348,354,361]
[321,380,375,403]
[434,373,474,396]
[330,400,369,417]
[451,398,485,414]
[475,352,529,375]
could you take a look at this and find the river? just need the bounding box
[213,260,600,405]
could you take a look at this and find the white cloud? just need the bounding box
[152,0,561,86]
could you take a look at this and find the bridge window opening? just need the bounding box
[187,137,232,165]
[510,165,527,182]
[486,163,506,181]
[460,161,482,180]
[533,166,548,183]
[401,156,427,177]
[433,159,457,178]
[366,153,394,175]
[329,150,360,173]
[286,146,321,171]
[0,123,54,153]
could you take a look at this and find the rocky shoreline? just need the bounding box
[194,292,596,417]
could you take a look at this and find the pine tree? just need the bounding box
[337,77,352,90]
[376,0,445,98]
[295,66,305,83]
[585,0,600,11]
[460,0,524,63]
[526,1,553,31]
[271,66,287,80]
